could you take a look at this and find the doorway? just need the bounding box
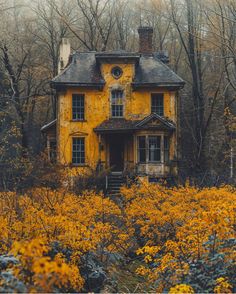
[109,135,124,171]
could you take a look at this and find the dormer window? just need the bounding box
[111,90,124,117]
[151,93,164,116]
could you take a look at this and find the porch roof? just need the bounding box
[41,119,57,132]
[94,114,176,133]
[94,118,138,133]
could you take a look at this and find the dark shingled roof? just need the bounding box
[95,51,140,63]
[51,51,184,90]
[51,52,105,89]
[94,114,176,133]
[132,54,185,89]
[41,119,56,132]
[94,119,138,133]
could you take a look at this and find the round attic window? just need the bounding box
[111,66,123,79]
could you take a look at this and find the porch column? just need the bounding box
[161,134,165,175]
[98,134,101,162]
[46,135,50,160]
[133,133,136,164]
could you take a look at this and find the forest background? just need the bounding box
[0,1,235,293]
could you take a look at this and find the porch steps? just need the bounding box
[106,173,126,197]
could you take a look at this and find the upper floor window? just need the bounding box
[111,90,123,117]
[151,93,164,116]
[72,137,85,164]
[72,94,84,120]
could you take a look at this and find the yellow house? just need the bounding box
[42,27,184,181]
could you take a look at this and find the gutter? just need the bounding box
[50,81,105,90]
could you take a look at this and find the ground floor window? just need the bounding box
[137,135,170,163]
[149,136,161,162]
[138,136,146,163]
[72,137,85,164]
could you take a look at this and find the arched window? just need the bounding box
[111,90,124,117]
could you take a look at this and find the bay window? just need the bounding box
[138,136,146,163]
[149,136,161,162]
[137,135,170,163]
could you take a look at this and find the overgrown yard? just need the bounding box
[0,182,235,293]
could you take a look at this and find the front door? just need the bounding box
[109,136,124,171]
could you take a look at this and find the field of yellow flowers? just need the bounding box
[0,183,235,293]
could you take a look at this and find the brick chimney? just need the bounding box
[138,26,153,54]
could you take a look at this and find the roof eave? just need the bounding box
[51,81,105,91]
[41,119,57,132]
[94,125,175,134]
[132,82,185,91]
[94,128,135,134]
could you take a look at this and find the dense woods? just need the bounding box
[0,0,236,292]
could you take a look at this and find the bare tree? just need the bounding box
[0,2,52,149]
[168,0,225,173]
[50,0,116,51]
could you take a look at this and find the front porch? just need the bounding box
[94,113,178,178]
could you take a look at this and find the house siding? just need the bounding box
[57,62,178,176]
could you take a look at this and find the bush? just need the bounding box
[121,182,236,292]
[0,183,235,292]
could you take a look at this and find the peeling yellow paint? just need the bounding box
[57,62,178,176]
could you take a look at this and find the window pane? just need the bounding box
[139,149,146,162]
[72,137,85,164]
[148,136,161,162]
[151,94,164,116]
[138,136,146,148]
[111,90,123,117]
[72,94,85,120]
[138,136,146,163]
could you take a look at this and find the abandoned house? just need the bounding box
[41,27,185,181]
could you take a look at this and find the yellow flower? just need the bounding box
[169,284,194,293]
[214,277,232,293]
